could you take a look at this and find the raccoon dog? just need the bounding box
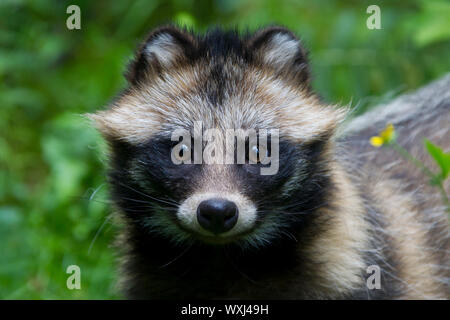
[88,26,449,299]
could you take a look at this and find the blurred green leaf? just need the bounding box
[424,139,450,180]
[174,11,196,28]
[414,0,450,47]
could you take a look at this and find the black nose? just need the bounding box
[197,198,239,234]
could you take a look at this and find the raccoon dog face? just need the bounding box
[90,26,344,250]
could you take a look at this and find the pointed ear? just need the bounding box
[248,27,310,85]
[126,26,197,85]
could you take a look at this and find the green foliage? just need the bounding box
[0,0,449,299]
[424,139,450,182]
[411,0,450,47]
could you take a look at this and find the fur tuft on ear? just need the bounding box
[248,27,310,85]
[126,26,196,85]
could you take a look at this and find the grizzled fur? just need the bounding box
[89,25,449,299]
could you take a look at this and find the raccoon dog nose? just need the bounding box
[197,198,239,234]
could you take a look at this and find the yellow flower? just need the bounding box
[370,123,395,147]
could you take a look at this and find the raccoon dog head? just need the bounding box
[89,26,344,250]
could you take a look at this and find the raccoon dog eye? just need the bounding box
[249,144,259,163]
[174,144,190,162]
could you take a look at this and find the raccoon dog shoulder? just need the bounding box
[89,25,450,299]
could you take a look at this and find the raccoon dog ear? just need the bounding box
[248,27,310,85]
[126,26,197,85]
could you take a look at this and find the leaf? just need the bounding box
[414,0,450,47]
[424,139,450,180]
